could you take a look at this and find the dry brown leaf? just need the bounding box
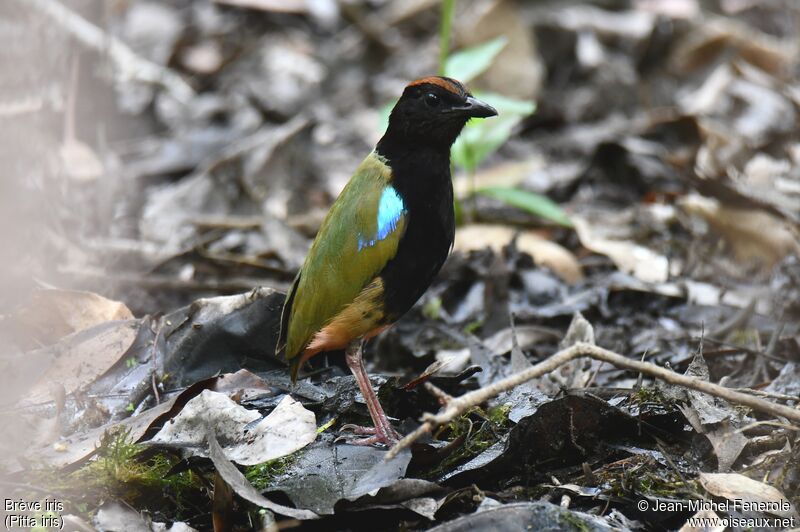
[8,288,134,349]
[699,472,798,518]
[383,0,439,24]
[23,320,140,405]
[454,224,584,284]
[455,0,543,100]
[669,17,797,75]
[681,195,800,269]
[573,217,669,283]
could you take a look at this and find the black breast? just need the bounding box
[376,147,455,322]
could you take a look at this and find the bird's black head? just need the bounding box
[382,76,497,150]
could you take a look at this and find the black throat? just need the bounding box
[375,133,452,200]
[373,133,456,320]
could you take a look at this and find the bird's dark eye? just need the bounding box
[424,93,440,108]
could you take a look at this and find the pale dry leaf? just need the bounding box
[60,140,103,182]
[23,370,271,470]
[680,195,800,269]
[573,217,669,283]
[434,349,471,374]
[93,502,156,531]
[635,0,699,19]
[699,472,798,518]
[383,0,438,24]
[150,391,317,465]
[483,325,560,355]
[669,17,797,75]
[678,509,725,532]
[549,4,656,40]
[180,41,224,74]
[10,288,134,347]
[555,312,598,389]
[454,224,584,284]
[213,0,308,13]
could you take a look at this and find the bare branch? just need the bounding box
[386,342,800,460]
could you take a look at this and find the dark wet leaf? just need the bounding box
[428,501,622,532]
[265,434,412,515]
[161,288,285,386]
[341,478,446,519]
[207,430,319,520]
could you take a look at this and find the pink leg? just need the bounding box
[341,340,401,446]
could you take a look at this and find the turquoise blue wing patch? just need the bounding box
[358,186,406,251]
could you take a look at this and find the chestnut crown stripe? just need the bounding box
[407,76,464,96]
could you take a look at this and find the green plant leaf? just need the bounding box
[451,92,536,171]
[444,36,508,83]
[438,0,456,74]
[378,99,395,136]
[477,186,572,227]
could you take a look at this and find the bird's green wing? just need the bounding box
[279,151,407,363]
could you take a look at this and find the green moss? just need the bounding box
[462,320,483,335]
[632,386,665,404]
[33,429,204,519]
[244,455,296,491]
[426,404,511,478]
[422,296,443,320]
[597,455,701,501]
[727,328,760,348]
[560,510,591,532]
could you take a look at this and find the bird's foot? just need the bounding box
[337,423,401,447]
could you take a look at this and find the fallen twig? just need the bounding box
[19,0,195,104]
[386,342,800,460]
[733,387,799,404]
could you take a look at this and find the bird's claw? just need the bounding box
[337,423,401,447]
[339,423,377,435]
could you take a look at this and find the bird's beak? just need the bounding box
[452,96,498,118]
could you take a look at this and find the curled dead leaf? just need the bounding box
[454,224,584,284]
[573,217,669,283]
[699,472,798,519]
[5,288,134,349]
[149,390,317,465]
[680,194,800,269]
[23,320,140,405]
